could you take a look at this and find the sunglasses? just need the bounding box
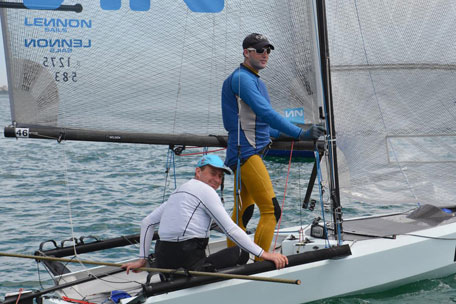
[246,47,272,54]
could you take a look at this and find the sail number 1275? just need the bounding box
[42,56,78,83]
[43,56,70,68]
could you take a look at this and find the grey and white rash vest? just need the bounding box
[139,178,264,259]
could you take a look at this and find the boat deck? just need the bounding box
[335,204,456,241]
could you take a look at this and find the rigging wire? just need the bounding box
[234,98,242,226]
[60,143,89,273]
[206,12,216,136]
[57,142,146,292]
[162,148,177,203]
[38,253,86,299]
[314,147,331,248]
[298,156,303,230]
[296,157,310,243]
[234,1,244,226]
[177,147,226,156]
[235,153,242,225]
[272,141,294,252]
[36,262,46,290]
[398,234,456,241]
[162,149,171,203]
[171,8,189,135]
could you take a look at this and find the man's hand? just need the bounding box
[299,124,326,140]
[260,251,289,269]
[121,258,146,274]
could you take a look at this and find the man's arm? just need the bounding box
[201,188,288,269]
[122,201,168,274]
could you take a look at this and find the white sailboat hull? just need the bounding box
[42,218,456,304]
[141,223,456,304]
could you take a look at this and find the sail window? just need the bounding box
[387,136,456,163]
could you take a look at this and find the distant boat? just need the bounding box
[1,1,456,304]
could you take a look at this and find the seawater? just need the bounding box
[1,94,456,303]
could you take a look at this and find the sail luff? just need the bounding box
[0,9,15,124]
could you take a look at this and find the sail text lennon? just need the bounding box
[24,39,92,53]
[25,39,92,48]
[24,17,92,29]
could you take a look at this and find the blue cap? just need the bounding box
[196,155,231,174]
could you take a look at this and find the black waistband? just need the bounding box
[229,143,271,172]
[158,238,209,249]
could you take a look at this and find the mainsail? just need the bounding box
[326,1,456,207]
[3,1,455,208]
[1,0,324,150]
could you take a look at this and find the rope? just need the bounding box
[235,154,242,225]
[234,97,242,225]
[162,149,172,203]
[14,288,23,304]
[58,144,76,258]
[314,148,331,248]
[235,6,243,222]
[177,148,226,156]
[59,143,92,283]
[57,143,142,293]
[273,141,294,252]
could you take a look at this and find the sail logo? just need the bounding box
[24,38,92,53]
[24,17,92,33]
[23,0,224,13]
[284,108,305,124]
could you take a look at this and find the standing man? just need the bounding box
[221,33,324,255]
[122,154,288,274]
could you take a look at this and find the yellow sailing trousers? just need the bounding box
[227,154,281,258]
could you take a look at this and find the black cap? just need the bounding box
[242,33,275,50]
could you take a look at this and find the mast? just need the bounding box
[315,0,343,241]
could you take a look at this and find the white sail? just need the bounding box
[326,1,456,207]
[1,0,323,142]
[4,2,456,304]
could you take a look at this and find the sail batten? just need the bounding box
[332,64,456,71]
